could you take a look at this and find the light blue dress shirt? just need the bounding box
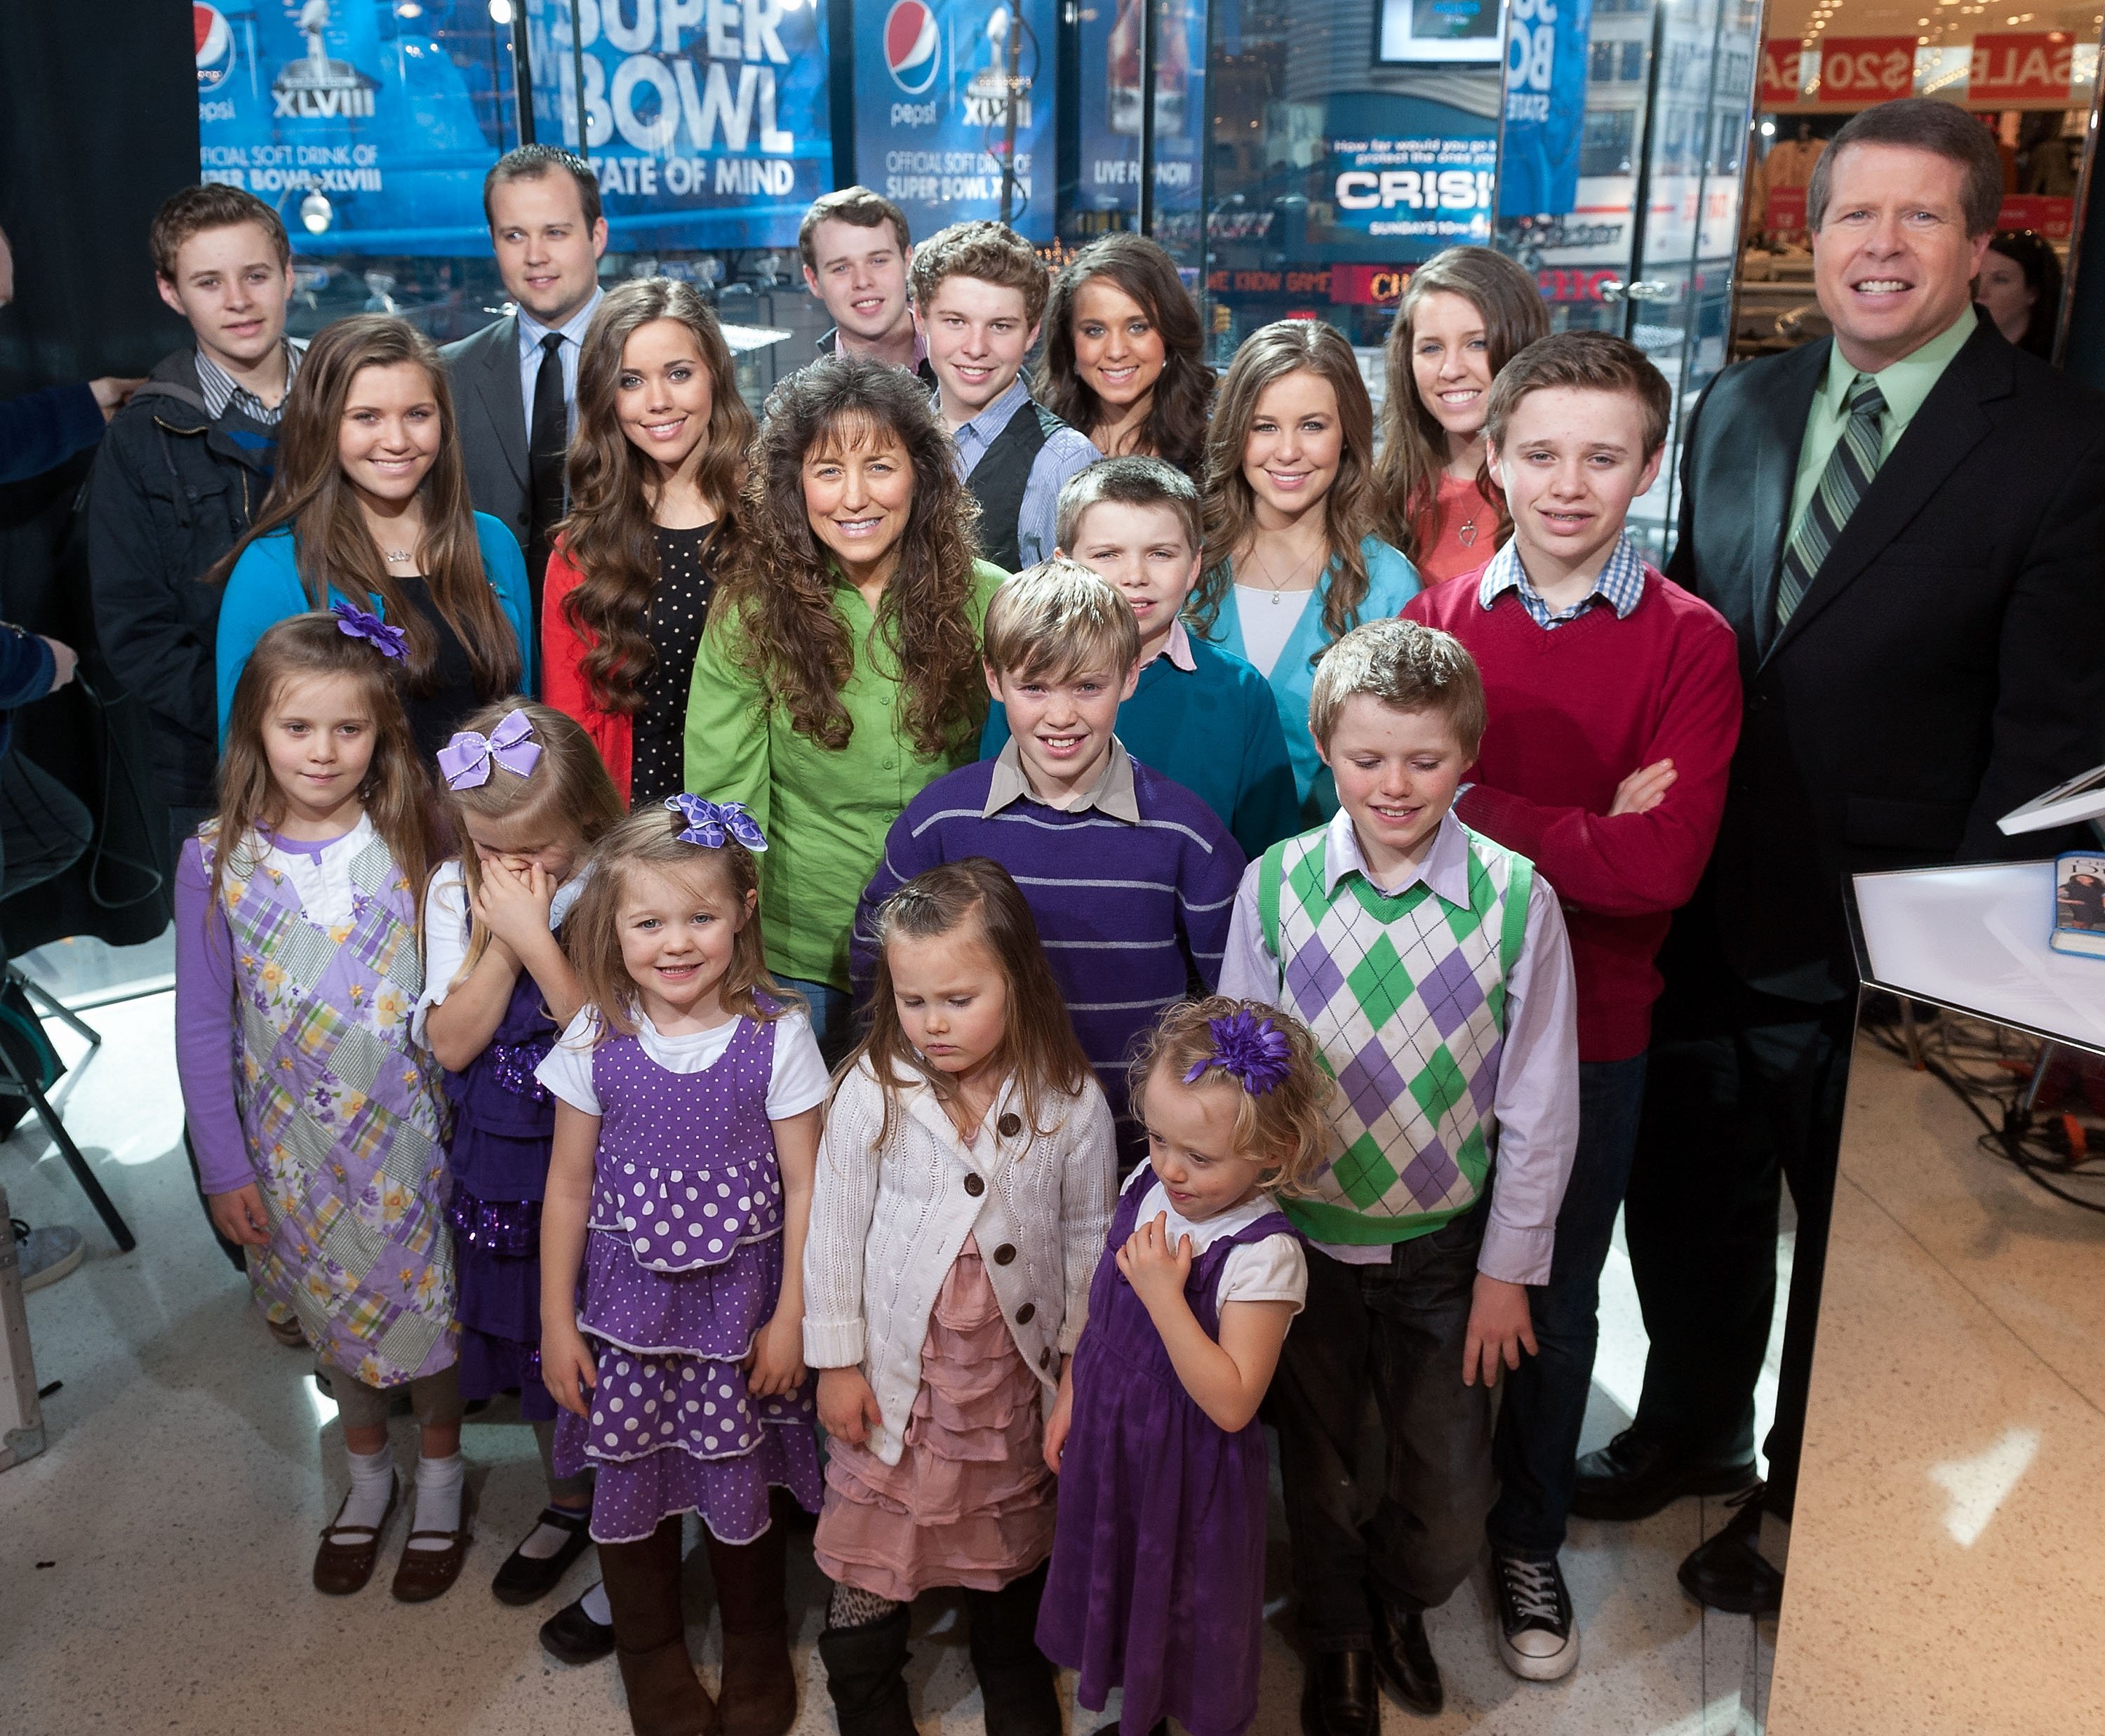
[516,286,604,443]
[1200,534,1422,822]
[942,375,1101,570]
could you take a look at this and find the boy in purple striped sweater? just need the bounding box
[853,560,1245,1155]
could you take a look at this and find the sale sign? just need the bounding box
[1970,32,2074,105]
[1760,39,1806,108]
[1811,37,1917,107]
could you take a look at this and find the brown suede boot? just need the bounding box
[704,1497,798,1736]
[600,1517,718,1736]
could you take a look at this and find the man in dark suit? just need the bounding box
[1572,98,2105,1610]
[440,145,607,648]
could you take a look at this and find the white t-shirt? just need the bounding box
[535,1005,830,1122]
[1233,583,1314,678]
[1118,1165,1307,1314]
[413,858,592,1041]
[242,813,375,930]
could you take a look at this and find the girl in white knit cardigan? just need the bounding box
[803,859,1116,1736]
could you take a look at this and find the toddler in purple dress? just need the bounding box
[1038,996,1333,1736]
[422,701,623,1605]
[537,797,826,1736]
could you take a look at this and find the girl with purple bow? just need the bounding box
[173,613,473,1603]
[1037,996,1331,1736]
[419,699,622,1612]
[535,798,826,1736]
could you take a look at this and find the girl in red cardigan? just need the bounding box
[542,279,754,805]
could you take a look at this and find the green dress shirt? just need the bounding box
[683,560,1008,990]
[1786,309,1977,547]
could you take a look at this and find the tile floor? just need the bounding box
[1,990,1789,1735]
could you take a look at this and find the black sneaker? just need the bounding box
[1492,1553,1579,1681]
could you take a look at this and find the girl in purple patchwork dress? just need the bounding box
[804,859,1116,1736]
[420,700,622,1606]
[537,799,826,1736]
[1038,997,1332,1736]
[174,612,473,1605]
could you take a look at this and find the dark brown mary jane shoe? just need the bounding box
[313,1476,398,1596]
[391,1483,477,1603]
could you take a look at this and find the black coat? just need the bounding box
[1666,311,2105,992]
[86,349,274,808]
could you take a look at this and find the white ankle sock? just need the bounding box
[406,1451,465,1552]
[337,1445,394,1533]
[517,1507,586,1561]
[580,1581,612,1625]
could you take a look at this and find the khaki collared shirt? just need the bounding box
[982,736,1141,823]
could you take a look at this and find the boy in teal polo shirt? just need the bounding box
[1219,616,1578,1728]
[981,457,1299,856]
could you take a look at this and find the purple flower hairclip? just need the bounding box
[665,794,768,853]
[437,709,542,791]
[1184,1008,1293,1095]
[332,601,406,661]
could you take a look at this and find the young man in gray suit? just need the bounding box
[441,145,607,646]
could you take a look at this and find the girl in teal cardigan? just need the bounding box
[1190,320,1419,822]
[214,316,532,754]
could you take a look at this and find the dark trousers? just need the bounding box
[0,754,93,904]
[1623,939,1857,1518]
[1487,1054,1649,1558]
[1275,1198,1495,1649]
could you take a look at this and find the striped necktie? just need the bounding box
[1775,375,1887,632]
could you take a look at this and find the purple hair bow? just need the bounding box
[665,794,768,853]
[437,709,542,790]
[1184,1008,1293,1096]
[331,601,406,661]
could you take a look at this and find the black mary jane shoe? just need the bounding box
[540,1584,617,1665]
[1299,1649,1378,1736]
[1371,1597,1444,1716]
[491,1504,594,1606]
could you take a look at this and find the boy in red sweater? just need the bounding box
[1404,331,1739,1683]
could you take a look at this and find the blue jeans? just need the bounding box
[1487,1053,1650,1560]
[779,975,857,1069]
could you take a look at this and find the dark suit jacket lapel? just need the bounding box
[472,314,528,491]
[1767,318,2010,665]
[1740,339,1826,666]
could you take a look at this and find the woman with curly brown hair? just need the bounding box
[541,279,755,808]
[683,354,1004,1060]
[1034,232,1214,472]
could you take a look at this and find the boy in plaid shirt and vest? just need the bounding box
[1218,617,1579,1732]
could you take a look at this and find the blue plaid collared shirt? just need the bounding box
[1478,533,1647,629]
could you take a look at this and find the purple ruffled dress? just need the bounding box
[551,1013,823,1544]
[1036,1177,1299,1736]
[445,966,560,1420]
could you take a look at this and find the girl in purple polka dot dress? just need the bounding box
[537,799,827,1736]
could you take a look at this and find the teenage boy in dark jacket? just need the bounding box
[88,185,300,846]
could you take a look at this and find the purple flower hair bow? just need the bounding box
[665,794,768,853]
[437,709,542,790]
[1184,1008,1293,1095]
[331,601,406,661]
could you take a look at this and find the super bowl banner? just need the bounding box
[196,0,511,254]
[1073,0,1207,223]
[525,0,833,251]
[855,0,1057,244]
[1496,0,1591,220]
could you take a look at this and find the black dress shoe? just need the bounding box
[539,1586,617,1665]
[1299,1649,1377,1736]
[1678,1486,1784,1615]
[1370,1599,1443,1716]
[492,1504,594,1605]
[1570,1428,1758,1522]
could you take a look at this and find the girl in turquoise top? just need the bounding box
[215,315,532,756]
[1189,319,1419,822]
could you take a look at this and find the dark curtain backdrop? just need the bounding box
[0,3,197,954]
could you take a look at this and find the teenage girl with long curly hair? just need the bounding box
[682,354,1005,1061]
[1187,319,1419,823]
[541,277,756,807]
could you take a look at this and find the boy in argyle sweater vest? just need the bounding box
[1219,618,1579,1730]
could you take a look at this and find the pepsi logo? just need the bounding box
[195,3,234,91]
[885,0,940,95]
